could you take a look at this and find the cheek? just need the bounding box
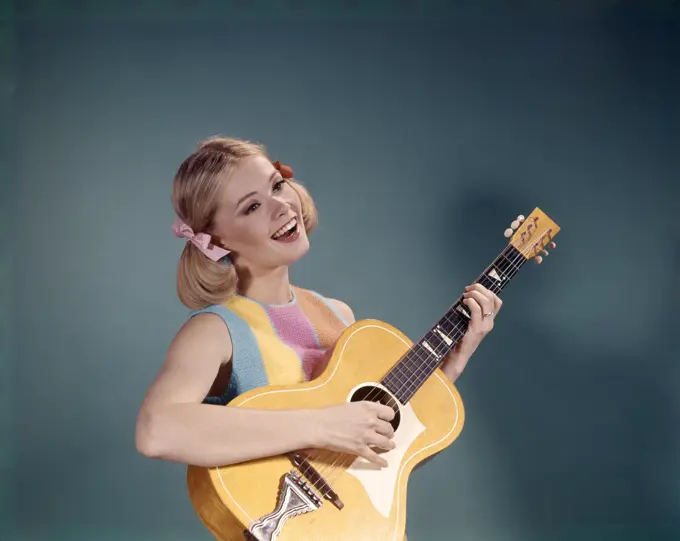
[215,215,268,250]
[283,187,303,212]
[233,219,270,245]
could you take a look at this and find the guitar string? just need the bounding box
[296,233,552,490]
[312,242,530,487]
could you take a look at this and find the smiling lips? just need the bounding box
[271,217,299,242]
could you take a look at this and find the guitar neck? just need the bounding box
[380,244,528,404]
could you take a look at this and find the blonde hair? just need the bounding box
[171,136,318,309]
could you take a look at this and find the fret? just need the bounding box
[450,302,471,324]
[432,325,454,347]
[393,353,419,385]
[393,382,411,405]
[496,247,523,277]
[475,247,523,295]
[422,330,446,353]
[477,274,499,292]
[385,370,407,398]
[420,339,444,361]
[384,349,422,399]
[437,313,459,336]
[382,371,398,391]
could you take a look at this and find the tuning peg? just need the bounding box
[510,214,525,229]
[534,241,558,264]
[503,214,526,238]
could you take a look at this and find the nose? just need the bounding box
[271,196,289,220]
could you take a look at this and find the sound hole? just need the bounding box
[349,384,401,432]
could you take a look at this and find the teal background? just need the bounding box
[2,1,679,540]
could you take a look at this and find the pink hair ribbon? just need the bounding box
[172,217,230,261]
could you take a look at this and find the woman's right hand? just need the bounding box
[310,401,397,468]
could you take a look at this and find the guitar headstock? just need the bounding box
[503,208,560,264]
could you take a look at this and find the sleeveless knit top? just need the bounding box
[190,286,350,405]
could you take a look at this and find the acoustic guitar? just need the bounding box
[187,207,560,541]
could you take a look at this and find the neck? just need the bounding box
[381,244,528,404]
[236,264,293,305]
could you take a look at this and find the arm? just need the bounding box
[134,313,321,468]
[440,283,503,383]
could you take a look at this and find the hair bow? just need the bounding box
[172,217,230,261]
[273,160,294,179]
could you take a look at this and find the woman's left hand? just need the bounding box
[441,283,502,382]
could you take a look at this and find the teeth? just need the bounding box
[272,218,297,239]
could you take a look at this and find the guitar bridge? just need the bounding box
[288,452,344,510]
[245,471,322,541]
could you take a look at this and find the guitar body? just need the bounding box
[187,318,466,541]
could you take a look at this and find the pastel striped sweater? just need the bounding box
[190,286,350,405]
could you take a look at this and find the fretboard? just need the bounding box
[381,244,527,404]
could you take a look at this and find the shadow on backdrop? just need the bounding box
[432,184,679,541]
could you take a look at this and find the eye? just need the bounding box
[273,180,286,192]
[245,202,260,214]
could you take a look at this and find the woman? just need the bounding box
[135,136,504,534]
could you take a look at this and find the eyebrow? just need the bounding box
[236,171,280,208]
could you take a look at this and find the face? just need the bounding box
[211,154,310,272]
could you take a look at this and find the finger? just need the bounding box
[466,284,500,314]
[360,445,389,468]
[373,419,395,439]
[466,283,490,294]
[371,403,396,422]
[463,296,482,323]
[464,290,494,315]
[466,283,498,302]
[366,432,396,451]
[490,292,503,313]
[493,294,503,313]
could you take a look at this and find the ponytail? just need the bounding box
[176,242,238,309]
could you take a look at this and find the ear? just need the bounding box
[503,214,557,264]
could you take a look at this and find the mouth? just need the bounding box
[271,217,300,243]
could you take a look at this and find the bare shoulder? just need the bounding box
[327,298,356,325]
[169,312,233,362]
[141,312,233,407]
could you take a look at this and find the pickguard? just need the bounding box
[345,402,426,518]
